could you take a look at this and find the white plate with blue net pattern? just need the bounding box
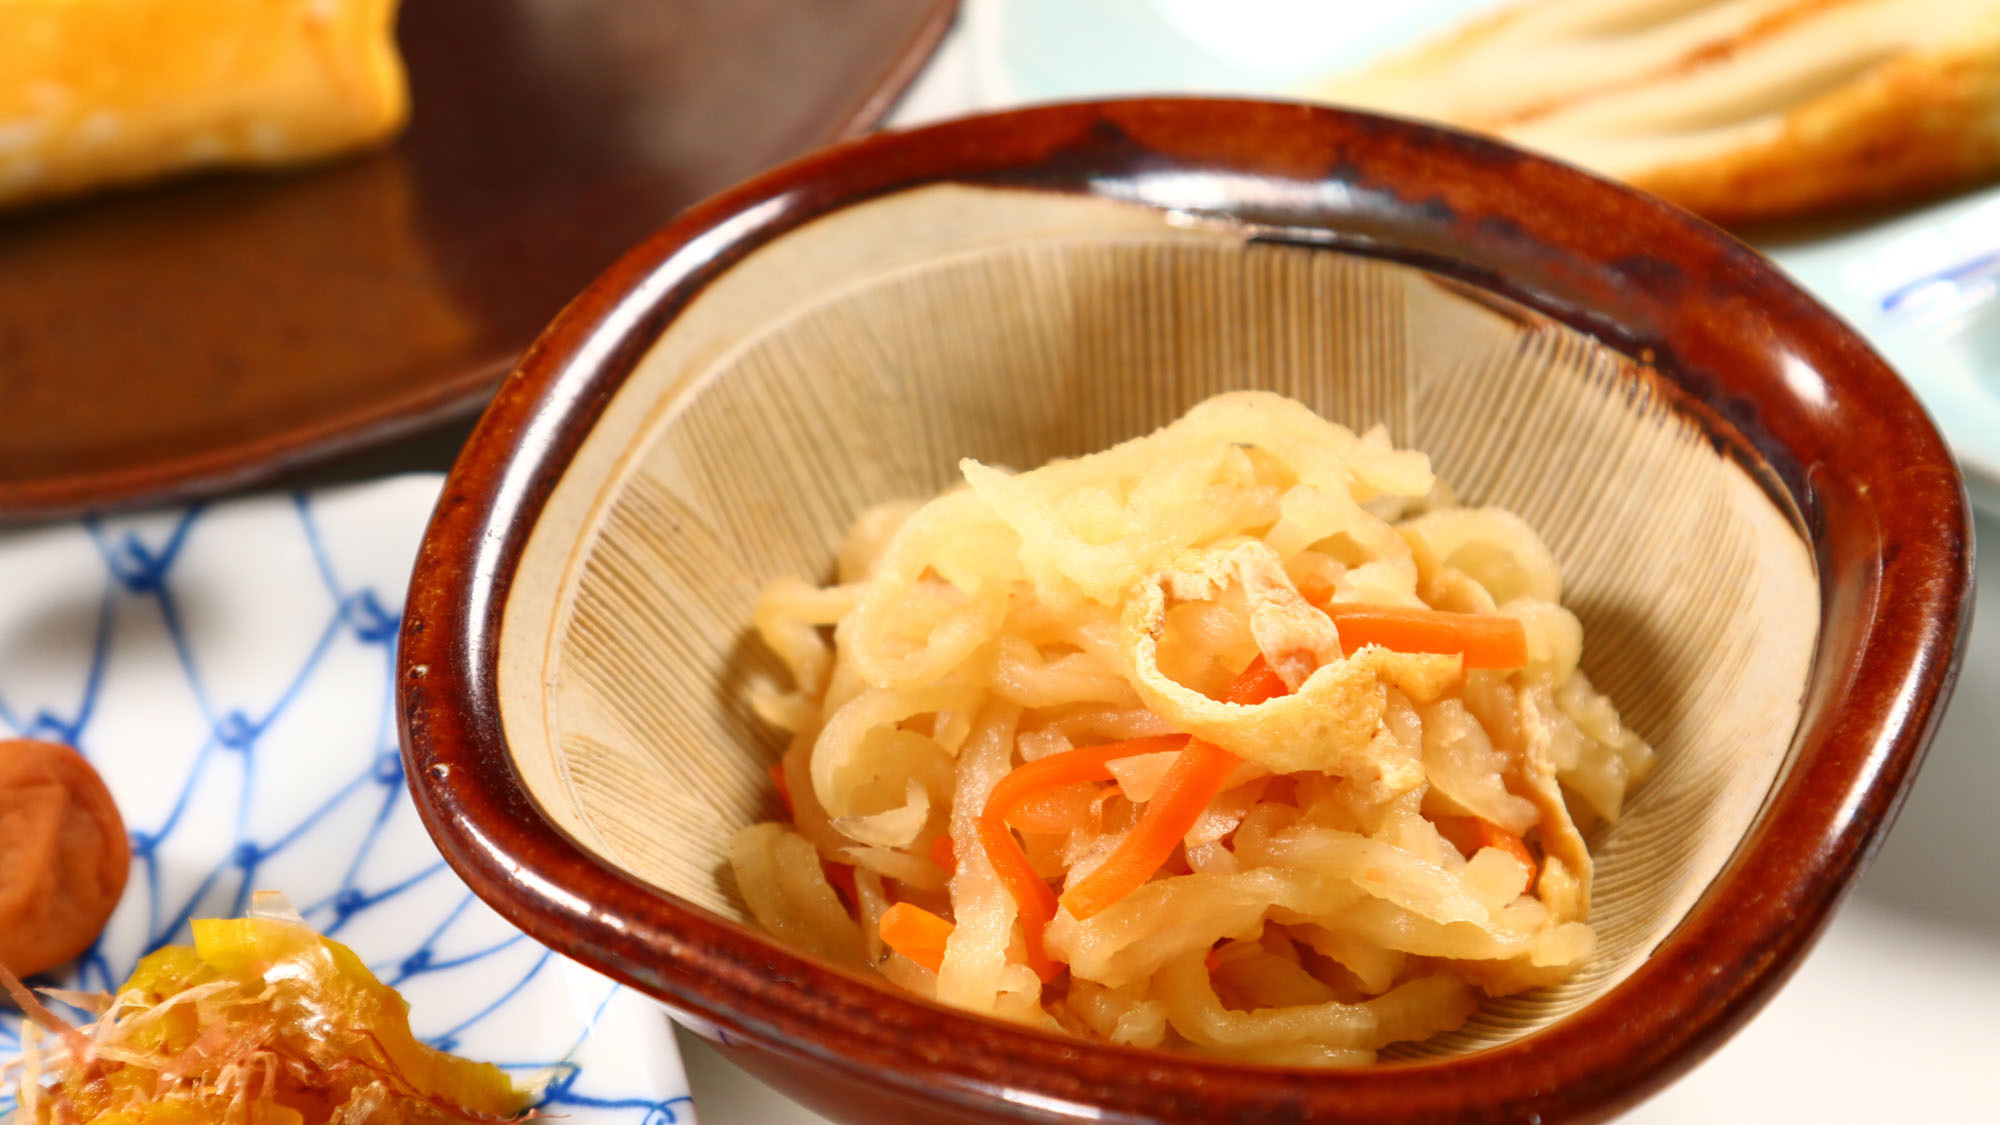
[0,475,694,1123]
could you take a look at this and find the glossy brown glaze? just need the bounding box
[0,0,956,521]
[397,100,1975,1124]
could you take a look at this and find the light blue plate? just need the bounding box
[1764,201,2000,512]
[0,476,694,1123]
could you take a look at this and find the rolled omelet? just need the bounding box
[0,0,407,209]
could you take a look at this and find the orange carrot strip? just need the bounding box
[974,814,1063,981]
[823,861,858,909]
[1473,820,1537,881]
[1322,604,1528,669]
[987,735,1191,811]
[1436,816,1538,883]
[1296,573,1338,606]
[1433,814,1481,858]
[977,734,1191,981]
[1058,658,1289,921]
[1057,744,1239,920]
[878,903,954,973]
[769,760,794,818]
[929,835,957,876]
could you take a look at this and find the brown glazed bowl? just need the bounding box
[397,100,1973,1124]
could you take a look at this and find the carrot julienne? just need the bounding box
[1057,656,1288,921]
[1322,604,1529,669]
[878,902,954,973]
[823,861,858,908]
[769,760,793,817]
[929,834,957,875]
[977,733,1190,980]
[1436,815,1538,882]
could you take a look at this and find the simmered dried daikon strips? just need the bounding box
[937,702,1046,1022]
[1552,671,1658,825]
[749,688,818,735]
[855,867,892,966]
[810,684,976,818]
[731,823,863,967]
[837,499,926,584]
[1197,1039,1382,1068]
[1167,394,1434,503]
[1402,507,1563,606]
[841,843,950,892]
[768,733,847,862]
[989,634,1136,708]
[1266,485,1422,607]
[1185,777,1268,848]
[1049,864,1582,995]
[1464,846,1539,910]
[845,491,1020,689]
[964,451,1283,606]
[1208,935,1348,1008]
[1185,839,1242,875]
[1421,697,1541,834]
[1242,828,1501,927]
[1041,703,1177,745]
[748,577,862,730]
[1268,897,1595,970]
[755,578,858,683]
[1156,955,1477,1054]
[727,390,1654,1063]
[833,775,934,849]
[1049,870,1316,989]
[1292,922,1406,996]
[1066,977,1170,1048]
[1505,600,1587,681]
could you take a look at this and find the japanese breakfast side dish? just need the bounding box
[736,392,1653,1064]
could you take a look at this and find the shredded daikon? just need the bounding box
[731,391,1653,1063]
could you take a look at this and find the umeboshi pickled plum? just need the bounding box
[0,738,130,977]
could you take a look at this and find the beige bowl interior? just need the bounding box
[497,185,1818,1054]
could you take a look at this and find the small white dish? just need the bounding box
[0,475,694,1123]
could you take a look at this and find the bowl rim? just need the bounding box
[398,98,1974,1123]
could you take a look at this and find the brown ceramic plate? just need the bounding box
[0,0,955,521]
[400,100,1973,1123]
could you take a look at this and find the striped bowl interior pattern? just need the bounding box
[490,185,1818,1054]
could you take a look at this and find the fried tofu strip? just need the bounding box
[1317,0,2000,224]
[0,0,407,208]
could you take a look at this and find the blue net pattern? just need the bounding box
[0,481,691,1123]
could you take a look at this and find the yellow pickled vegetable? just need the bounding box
[2,894,534,1123]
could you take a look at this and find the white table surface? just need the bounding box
[670,4,2000,1121]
